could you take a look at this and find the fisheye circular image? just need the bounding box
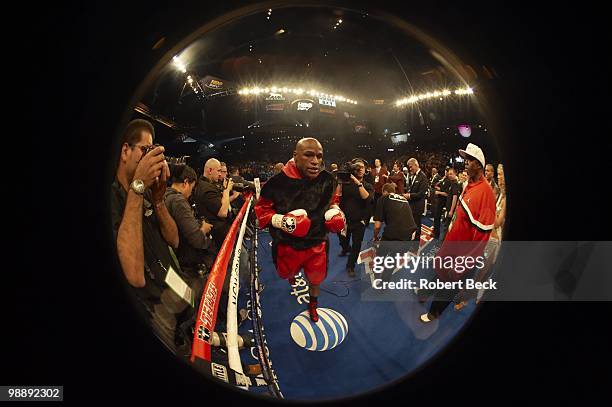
[109,3,507,401]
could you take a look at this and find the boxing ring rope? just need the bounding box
[248,212,284,398]
[190,193,282,397]
[226,196,253,389]
[191,196,250,364]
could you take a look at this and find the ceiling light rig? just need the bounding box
[395,86,474,107]
[238,85,358,104]
[172,54,205,99]
[267,8,272,20]
[172,55,187,73]
[333,18,343,30]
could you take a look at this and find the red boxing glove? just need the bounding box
[324,206,346,234]
[271,209,311,237]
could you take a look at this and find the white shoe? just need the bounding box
[419,313,435,323]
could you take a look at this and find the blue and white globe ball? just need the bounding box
[290,308,348,351]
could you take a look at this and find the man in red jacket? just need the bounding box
[420,143,496,322]
[371,158,389,204]
[254,138,345,322]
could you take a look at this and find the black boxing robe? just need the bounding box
[254,158,338,251]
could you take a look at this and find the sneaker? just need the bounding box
[419,312,436,323]
[308,301,319,322]
[347,267,356,278]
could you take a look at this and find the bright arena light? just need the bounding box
[238,84,358,104]
[172,55,187,73]
[395,86,474,107]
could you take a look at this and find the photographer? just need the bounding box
[191,158,233,248]
[338,158,374,277]
[229,166,255,212]
[218,162,241,205]
[111,119,188,354]
[164,163,215,280]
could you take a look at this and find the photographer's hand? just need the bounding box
[200,220,213,235]
[217,178,233,218]
[148,156,178,248]
[225,178,234,192]
[151,159,169,205]
[350,175,360,185]
[134,145,165,188]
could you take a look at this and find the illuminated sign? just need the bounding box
[320,107,336,115]
[291,98,315,112]
[297,102,313,111]
[318,97,336,107]
[205,79,224,89]
[266,93,285,101]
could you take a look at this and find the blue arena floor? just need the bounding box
[239,217,477,401]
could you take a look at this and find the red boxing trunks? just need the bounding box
[275,241,327,285]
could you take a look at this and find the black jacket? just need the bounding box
[191,176,231,246]
[165,188,214,269]
[407,169,429,214]
[430,173,441,187]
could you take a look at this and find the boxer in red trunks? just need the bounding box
[254,138,346,321]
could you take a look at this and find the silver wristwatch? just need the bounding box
[130,179,145,195]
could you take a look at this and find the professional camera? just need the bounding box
[142,143,161,156]
[337,158,369,183]
[232,181,256,193]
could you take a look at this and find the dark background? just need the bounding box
[19,0,610,404]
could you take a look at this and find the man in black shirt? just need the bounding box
[111,119,188,355]
[191,158,233,248]
[440,167,461,241]
[373,183,417,242]
[404,158,429,242]
[432,167,450,239]
[373,183,418,282]
[339,158,374,277]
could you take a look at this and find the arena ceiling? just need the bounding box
[135,5,495,161]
